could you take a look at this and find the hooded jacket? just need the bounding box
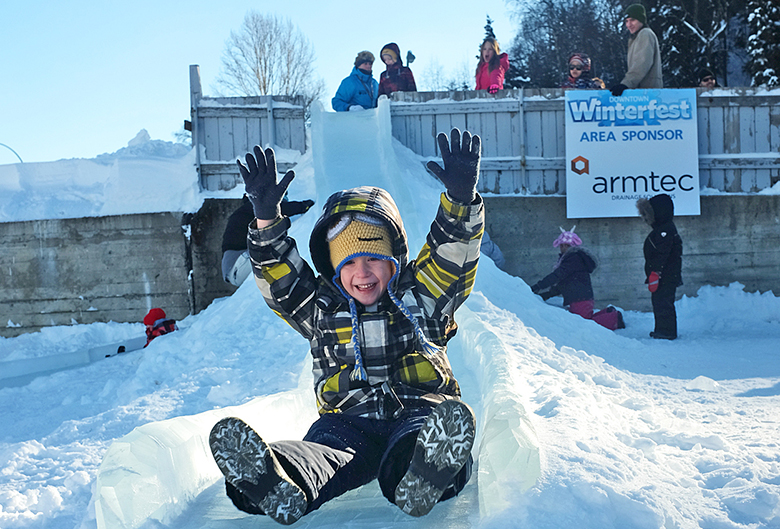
[637,194,682,286]
[247,187,484,420]
[621,26,663,89]
[378,43,417,98]
[332,67,379,111]
[532,246,597,305]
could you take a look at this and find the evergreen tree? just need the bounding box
[484,15,496,40]
[506,0,625,88]
[643,0,748,87]
[504,0,751,89]
[745,0,780,86]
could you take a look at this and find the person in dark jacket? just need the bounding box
[209,129,483,524]
[378,43,417,98]
[561,52,605,90]
[221,195,314,286]
[531,228,624,331]
[332,51,379,111]
[698,68,720,88]
[143,308,178,347]
[637,194,683,340]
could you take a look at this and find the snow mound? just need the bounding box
[0,131,199,223]
[93,129,190,165]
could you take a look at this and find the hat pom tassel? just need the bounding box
[350,363,368,382]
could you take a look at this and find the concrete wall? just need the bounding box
[188,198,243,312]
[2,196,778,338]
[483,195,780,312]
[1,213,193,338]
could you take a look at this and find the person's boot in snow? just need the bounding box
[394,399,476,517]
[209,417,307,525]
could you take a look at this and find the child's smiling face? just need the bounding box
[339,256,394,306]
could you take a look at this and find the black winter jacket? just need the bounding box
[638,194,683,286]
[532,246,597,305]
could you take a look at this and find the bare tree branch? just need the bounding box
[215,12,326,115]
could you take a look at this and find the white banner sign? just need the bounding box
[565,88,700,218]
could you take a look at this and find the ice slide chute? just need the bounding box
[93,102,541,528]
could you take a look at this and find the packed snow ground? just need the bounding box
[1,104,779,529]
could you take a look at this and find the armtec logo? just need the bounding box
[570,156,695,194]
[571,156,588,175]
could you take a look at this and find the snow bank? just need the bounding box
[0,131,201,223]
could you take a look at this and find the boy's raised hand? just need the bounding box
[426,128,481,204]
[237,146,296,220]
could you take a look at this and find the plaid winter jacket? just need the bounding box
[247,187,484,420]
[378,63,417,98]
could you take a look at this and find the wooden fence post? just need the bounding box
[189,65,203,190]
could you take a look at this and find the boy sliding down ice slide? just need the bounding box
[209,128,485,525]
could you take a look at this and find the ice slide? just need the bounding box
[92,100,541,529]
[0,335,147,389]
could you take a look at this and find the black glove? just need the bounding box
[280,199,315,217]
[237,146,295,220]
[610,83,628,96]
[426,128,481,204]
[531,284,541,294]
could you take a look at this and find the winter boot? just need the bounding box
[395,399,476,517]
[209,417,307,525]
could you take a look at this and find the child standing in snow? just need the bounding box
[637,193,683,340]
[531,228,624,331]
[209,128,484,524]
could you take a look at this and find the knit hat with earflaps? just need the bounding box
[624,3,647,24]
[327,213,393,272]
[326,208,442,383]
[553,226,582,247]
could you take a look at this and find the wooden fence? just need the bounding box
[189,65,306,191]
[188,64,780,195]
[389,88,780,195]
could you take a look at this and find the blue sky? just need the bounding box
[1,0,513,164]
